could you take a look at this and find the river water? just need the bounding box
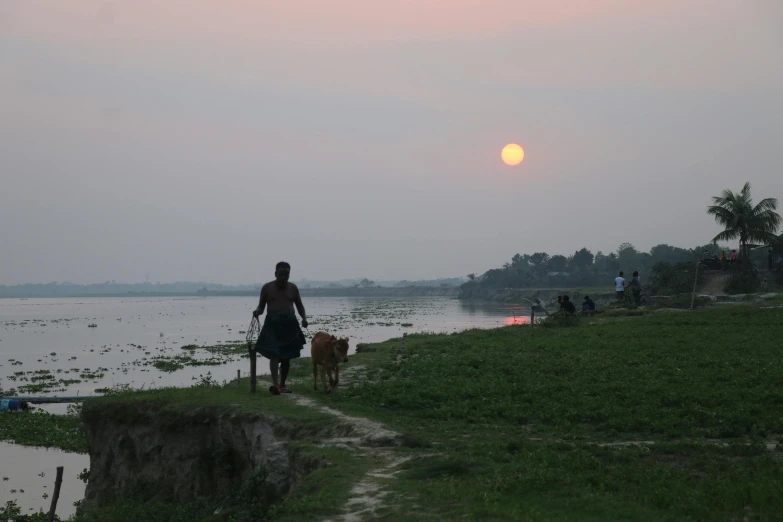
[0,296,529,517]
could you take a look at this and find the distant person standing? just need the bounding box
[615,271,626,299]
[720,250,727,270]
[730,250,738,264]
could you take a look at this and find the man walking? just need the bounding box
[253,262,308,395]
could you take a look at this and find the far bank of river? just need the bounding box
[1,286,459,299]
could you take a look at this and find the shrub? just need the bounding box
[648,262,702,296]
[540,310,581,328]
[724,263,760,295]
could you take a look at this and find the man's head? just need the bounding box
[275,261,291,285]
[584,295,590,301]
[619,271,624,277]
[633,271,639,277]
[563,295,570,302]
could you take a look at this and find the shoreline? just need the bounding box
[4,299,783,520]
[0,286,460,299]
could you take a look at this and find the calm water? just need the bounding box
[0,296,528,517]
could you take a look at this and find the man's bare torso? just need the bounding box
[262,281,300,314]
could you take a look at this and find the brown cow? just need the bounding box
[311,332,349,393]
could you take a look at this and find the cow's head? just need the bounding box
[330,335,350,364]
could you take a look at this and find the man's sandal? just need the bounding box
[279,387,292,394]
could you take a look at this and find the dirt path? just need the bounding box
[287,394,405,521]
[264,378,408,521]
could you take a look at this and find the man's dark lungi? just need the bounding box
[255,313,306,360]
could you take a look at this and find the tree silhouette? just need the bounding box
[707,182,781,260]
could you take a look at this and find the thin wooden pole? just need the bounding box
[690,262,700,310]
[48,466,63,522]
[237,369,241,387]
[531,307,535,327]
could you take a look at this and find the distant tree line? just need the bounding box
[0,277,467,298]
[465,242,729,290]
[0,281,262,298]
[468,183,782,293]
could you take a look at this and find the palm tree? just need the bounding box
[707,182,781,261]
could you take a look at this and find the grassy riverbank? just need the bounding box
[281,305,783,521]
[7,304,782,521]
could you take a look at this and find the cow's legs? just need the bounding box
[320,366,329,393]
[333,365,340,388]
[326,367,336,391]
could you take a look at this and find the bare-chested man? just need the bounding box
[252,261,308,395]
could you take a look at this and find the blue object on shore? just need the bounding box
[1,395,93,404]
[1,399,21,411]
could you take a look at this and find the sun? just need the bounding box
[501,143,525,166]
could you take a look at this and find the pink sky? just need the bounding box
[1,1,782,283]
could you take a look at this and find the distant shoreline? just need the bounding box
[0,286,460,299]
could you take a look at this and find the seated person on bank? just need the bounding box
[582,295,595,312]
[561,295,576,314]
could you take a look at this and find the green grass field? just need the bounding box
[281,305,783,521]
[8,304,780,521]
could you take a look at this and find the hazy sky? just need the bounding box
[2,1,782,284]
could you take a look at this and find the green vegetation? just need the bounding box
[725,262,761,295]
[647,261,702,296]
[0,410,87,452]
[11,305,781,520]
[460,242,727,293]
[1,500,62,522]
[328,307,783,440]
[278,305,783,520]
[463,184,782,296]
[707,181,781,261]
[81,382,334,426]
[3,369,86,395]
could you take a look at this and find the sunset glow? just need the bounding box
[501,144,525,166]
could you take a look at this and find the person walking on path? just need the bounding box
[253,261,308,395]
